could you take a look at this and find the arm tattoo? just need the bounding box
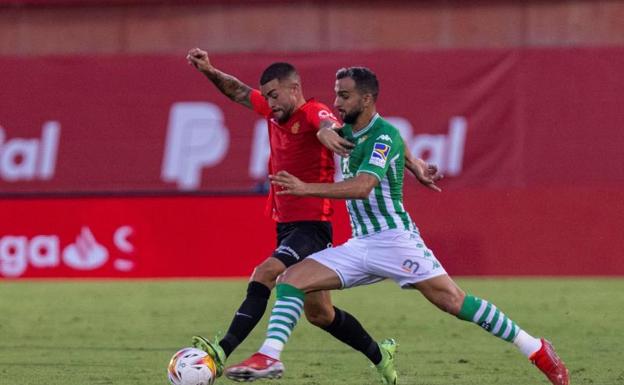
[319,119,340,130]
[205,69,252,108]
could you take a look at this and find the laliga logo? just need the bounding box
[0,122,60,182]
[161,102,230,190]
[0,226,135,278]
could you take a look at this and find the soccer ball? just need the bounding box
[167,347,217,385]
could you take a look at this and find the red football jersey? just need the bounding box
[250,89,339,223]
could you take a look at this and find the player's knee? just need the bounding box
[275,273,288,284]
[251,261,285,287]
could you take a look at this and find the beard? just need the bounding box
[273,107,293,124]
[342,108,362,124]
[276,114,289,124]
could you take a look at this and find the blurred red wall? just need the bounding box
[2,1,624,55]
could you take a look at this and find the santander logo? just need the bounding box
[0,226,136,278]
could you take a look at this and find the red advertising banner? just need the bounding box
[0,196,276,278]
[2,48,623,278]
[2,190,623,279]
[2,48,624,195]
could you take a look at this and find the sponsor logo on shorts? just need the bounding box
[275,245,301,260]
[401,259,420,274]
[369,142,391,167]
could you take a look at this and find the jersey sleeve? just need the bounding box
[306,103,340,132]
[250,89,272,117]
[356,130,402,181]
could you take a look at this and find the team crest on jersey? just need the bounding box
[291,122,300,134]
[369,142,391,167]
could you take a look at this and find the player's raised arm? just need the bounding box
[316,120,354,157]
[403,143,443,192]
[186,47,253,109]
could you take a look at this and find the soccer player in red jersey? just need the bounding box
[185,48,441,383]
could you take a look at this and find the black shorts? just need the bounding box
[272,221,333,268]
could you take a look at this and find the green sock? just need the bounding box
[258,283,305,359]
[457,295,520,342]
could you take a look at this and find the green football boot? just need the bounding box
[192,335,226,377]
[376,338,398,385]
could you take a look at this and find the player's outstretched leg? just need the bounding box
[192,335,226,377]
[375,338,398,385]
[457,295,569,385]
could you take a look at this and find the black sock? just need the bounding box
[219,281,271,357]
[322,306,382,365]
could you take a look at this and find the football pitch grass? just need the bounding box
[1,278,622,385]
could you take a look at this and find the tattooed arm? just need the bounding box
[186,47,253,109]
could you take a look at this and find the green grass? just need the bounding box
[1,278,622,385]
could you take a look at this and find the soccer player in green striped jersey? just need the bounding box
[236,66,569,385]
[338,113,415,237]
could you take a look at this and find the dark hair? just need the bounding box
[335,66,379,101]
[260,62,298,85]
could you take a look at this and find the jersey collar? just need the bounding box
[352,113,380,138]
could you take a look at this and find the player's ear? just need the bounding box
[290,81,301,94]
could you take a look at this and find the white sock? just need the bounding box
[513,329,543,358]
[258,339,283,360]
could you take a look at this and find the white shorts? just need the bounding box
[309,229,447,289]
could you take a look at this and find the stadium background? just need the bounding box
[1,0,623,279]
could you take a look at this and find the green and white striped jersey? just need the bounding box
[340,113,416,237]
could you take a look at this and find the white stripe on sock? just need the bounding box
[485,305,498,324]
[501,319,513,339]
[472,299,488,323]
[492,312,506,334]
[276,298,304,309]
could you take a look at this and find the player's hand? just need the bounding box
[407,158,443,192]
[269,170,309,196]
[317,127,354,157]
[186,48,214,73]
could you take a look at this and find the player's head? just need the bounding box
[333,66,379,124]
[260,62,303,123]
